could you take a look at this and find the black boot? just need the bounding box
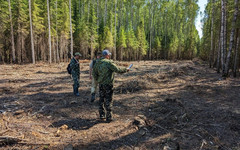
[91,93,95,102]
[75,87,80,96]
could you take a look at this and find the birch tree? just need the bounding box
[29,0,35,64]
[47,0,52,63]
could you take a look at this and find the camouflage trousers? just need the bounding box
[99,84,113,119]
[72,75,80,89]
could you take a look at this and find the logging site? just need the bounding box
[0,0,240,150]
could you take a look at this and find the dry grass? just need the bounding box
[0,60,239,150]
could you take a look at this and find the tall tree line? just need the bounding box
[200,0,240,77]
[0,0,200,64]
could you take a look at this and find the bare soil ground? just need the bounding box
[0,60,239,150]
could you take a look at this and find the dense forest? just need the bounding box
[0,0,200,64]
[200,0,240,77]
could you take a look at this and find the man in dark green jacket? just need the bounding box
[93,50,129,122]
[70,52,81,96]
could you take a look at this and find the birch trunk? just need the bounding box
[47,0,52,63]
[220,0,226,75]
[56,0,59,62]
[69,0,73,56]
[29,0,35,64]
[224,0,239,76]
[114,0,117,60]
[210,0,215,68]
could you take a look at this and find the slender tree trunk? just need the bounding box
[149,0,153,60]
[29,0,35,64]
[87,0,90,23]
[114,0,117,60]
[234,29,239,77]
[224,0,239,76]
[82,0,84,17]
[56,0,59,62]
[47,0,52,63]
[210,0,215,68]
[104,0,107,26]
[69,0,73,56]
[97,0,99,33]
[131,0,133,27]
[217,33,221,73]
[8,0,16,63]
[220,0,226,75]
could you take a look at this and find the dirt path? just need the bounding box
[0,60,239,150]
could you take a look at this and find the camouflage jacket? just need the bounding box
[93,58,127,85]
[70,57,80,77]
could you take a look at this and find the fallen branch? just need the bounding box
[0,136,21,146]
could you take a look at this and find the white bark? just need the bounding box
[29,0,35,64]
[47,0,52,63]
[56,0,59,62]
[225,0,239,76]
[210,0,215,68]
[220,0,225,74]
[69,0,73,56]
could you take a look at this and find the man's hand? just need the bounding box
[127,68,130,72]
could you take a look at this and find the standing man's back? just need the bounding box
[93,50,129,122]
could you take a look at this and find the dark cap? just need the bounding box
[74,52,82,56]
[102,50,112,56]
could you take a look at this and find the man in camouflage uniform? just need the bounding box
[93,50,129,122]
[70,52,81,96]
[89,52,102,102]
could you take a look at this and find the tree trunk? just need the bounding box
[69,0,73,56]
[104,0,107,26]
[210,0,215,68]
[224,0,239,76]
[87,0,90,23]
[220,0,226,75]
[233,29,239,77]
[97,0,99,33]
[114,0,117,60]
[29,0,35,64]
[47,0,52,63]
[131,0,133,27]
[56,0,59,62]
[149,0,152,60]
[8,0,16,63]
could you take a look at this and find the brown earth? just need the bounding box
[0,60,239,150]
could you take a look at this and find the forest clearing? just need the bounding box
[1,0,240,149]
[0,60,239,150]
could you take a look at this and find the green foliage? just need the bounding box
[0,0,202,63]
[136,22,148,57]
[101,26,114,50]
[117,26,126,49]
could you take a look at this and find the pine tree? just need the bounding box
[8,0,16,63]
[136,21,148,60]
[117,26,126,60]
